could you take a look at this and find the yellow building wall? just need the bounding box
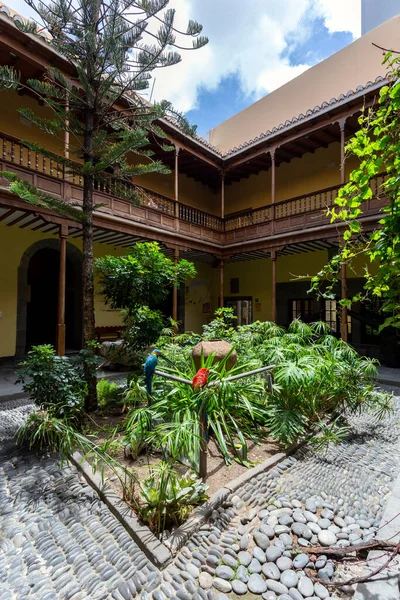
[224,259,272,322]
[222,249,374,323]
[93,242,125,328]
[225,143,351,214]
[0,89,64,157]
[184,261,218,333]
[225,142,364,215]
[0,89,217,215]
[0,223,128,358]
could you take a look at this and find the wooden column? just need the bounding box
[220,171,225,219]
[271,250,277,323]
[270,149,276,234]
[339,119,346,185]
[270,149,276,204]
[174,145,180,230]
[339,119,348,342]
[340,261,348,342]
[56,224,68,356]
[219,260,224,308]
[64,95,70,164]
[172,248,179,325]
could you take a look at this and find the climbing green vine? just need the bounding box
[310,51,400,330]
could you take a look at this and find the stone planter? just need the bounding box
[192,340,237,371]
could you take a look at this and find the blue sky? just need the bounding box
[186,12,357,137]
[5,0,362,138]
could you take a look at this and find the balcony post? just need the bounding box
[220,170,225,219]
[271,250,277,322]
[64,94,72,198]
[338,118,347,185]
[270,148,276,233]
[270,148,276,204]
[338,119,348,341]
[64,95,70,166]
[219,259,224,308]
[174,145,180,229]
[172,247,179,326]
[56,224,68,356]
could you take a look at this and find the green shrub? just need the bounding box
[16,345,87,425]
[97,378,121,409]
[128,461,208,538]
[150,312,392,448]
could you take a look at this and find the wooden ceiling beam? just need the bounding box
[7,212,30,227]
[0,208,16,221]
[224,100,375,170]
[19,215,42,229]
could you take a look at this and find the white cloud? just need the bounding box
[151,0,362,114]
[4,0,362,116]
[315,0,361,38]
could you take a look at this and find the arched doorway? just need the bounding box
[16,240,83,358]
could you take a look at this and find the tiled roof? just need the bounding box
[0,2,387,161]
[164,75,386,158]
[0,2,51,40]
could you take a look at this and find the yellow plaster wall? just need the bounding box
[222,249,375,323]
[93,242,125,328]
[184,261,218,333]
[224,259,272,322]
[127,152,219,215]
[0,223,129,358]
[225,144,347,214]
[0,223,78,357]
[0,89,63,156]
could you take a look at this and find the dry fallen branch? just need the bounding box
[327,541,400,588]
[305,539,400,588]
[305,539,398,559]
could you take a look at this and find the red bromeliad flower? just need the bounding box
[192,368,210,390]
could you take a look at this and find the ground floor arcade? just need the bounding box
[0,218,397,366]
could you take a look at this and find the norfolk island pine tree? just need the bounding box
[0,0,208,410]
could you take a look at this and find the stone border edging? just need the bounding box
[70,451,173,569]
[71,444,300,566]
[164,451,288,554]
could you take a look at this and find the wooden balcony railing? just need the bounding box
[0,131,224,234]
[225,172,388,233]
[0,131,388,242]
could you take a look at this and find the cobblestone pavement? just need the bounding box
[0,399,158,600]
[1,393,400,600]
[158,391,400,600]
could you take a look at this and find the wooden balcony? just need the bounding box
[0,131,387,253]
[224,174,388,243]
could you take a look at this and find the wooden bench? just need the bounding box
[95,326,123,344]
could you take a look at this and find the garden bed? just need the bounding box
[85,407,280,498]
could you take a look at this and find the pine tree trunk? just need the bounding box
[82,109,98,412]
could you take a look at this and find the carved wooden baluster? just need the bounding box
[27,148,31,169]
[35,151,39,172]
[11,140,15,163]
[2,136,6,161]
[19,144,23,165]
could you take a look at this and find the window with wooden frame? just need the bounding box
[290,299,312,322]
